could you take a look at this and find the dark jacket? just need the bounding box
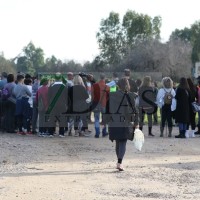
[127,78,138,93]
[175,87,190,123]
[68,85,89,114]
[47,82,68,115]
[105,90,138,141]
[138,86,157,112]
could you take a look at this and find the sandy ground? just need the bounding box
[0,125,200,200]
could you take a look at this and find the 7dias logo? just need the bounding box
[37,71,162,128]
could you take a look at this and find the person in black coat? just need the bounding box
[46,73,69,137]
[68,75,91,137]
[105,77,139,171]
[186,78,196,137]
[175,77,191,138]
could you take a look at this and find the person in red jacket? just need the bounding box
[92,73,109,138]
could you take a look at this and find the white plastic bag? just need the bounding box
[133,128,144,151]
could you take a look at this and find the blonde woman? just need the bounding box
[73,75,86,88]
[156,77,176,137]
[138,76,157,136]
[68,75,91,137]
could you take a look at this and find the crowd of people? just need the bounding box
[0,69,200,171]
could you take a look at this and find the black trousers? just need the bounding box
[161,104,173,128]
[4,100,16,131]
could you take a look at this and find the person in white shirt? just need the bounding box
[156,77,176,137]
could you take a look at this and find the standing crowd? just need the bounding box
[0,69,200,171]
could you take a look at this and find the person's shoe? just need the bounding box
[94,135,99,138]
[148,133,155,137]
[194,131,200,135]
[38,132,44,137]
[168,133,172,137]
[116,163,124,171]
[74,130,79,137]
[83,131,92,137]
[175,131,186,138]
[190,130,195,138]
[26,131,32,135]
[68,129,72,136]
[48,134,54,138]
[79,131,84,137]
[168,127,173,138]
[102,132,109,137]
[175,134,185,138]
[185,130,189,138]
[32,130,38,134]
[59,134,65,138]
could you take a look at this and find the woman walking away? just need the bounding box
[175,77,191,138]
[105,78,139,171]
[186,78,196,138]
[156,77,176,137]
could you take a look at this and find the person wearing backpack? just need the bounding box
[156,77,176,137]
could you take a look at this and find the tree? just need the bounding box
[122,11,161,45]
[114,38,192,80]
[170,20,200,64]
[96,12,124,65]
[16,42,45,75]
[96,11,162,66]
[44,55,58,72]
[0,53,16,74]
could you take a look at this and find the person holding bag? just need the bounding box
[105,77,139,171]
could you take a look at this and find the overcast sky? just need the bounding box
[0,0,200,63]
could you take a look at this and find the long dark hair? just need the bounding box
[187,78,196,99]
[178,77,190,90]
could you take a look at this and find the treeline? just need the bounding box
[1,10,200,81]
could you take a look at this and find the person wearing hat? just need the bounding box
[46,72,69,137]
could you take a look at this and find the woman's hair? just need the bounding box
[73,75,85,87]
[187,78,195,97]
[7,74,14,83]
[117,77,130,92]
[187,78,195,89]
[178,77,190,90]
[141,76,151,87]
[24,78,32,85]
[135,79,142,87]
[162,77,173,89]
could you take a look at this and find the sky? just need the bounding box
[0,0,200,63]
